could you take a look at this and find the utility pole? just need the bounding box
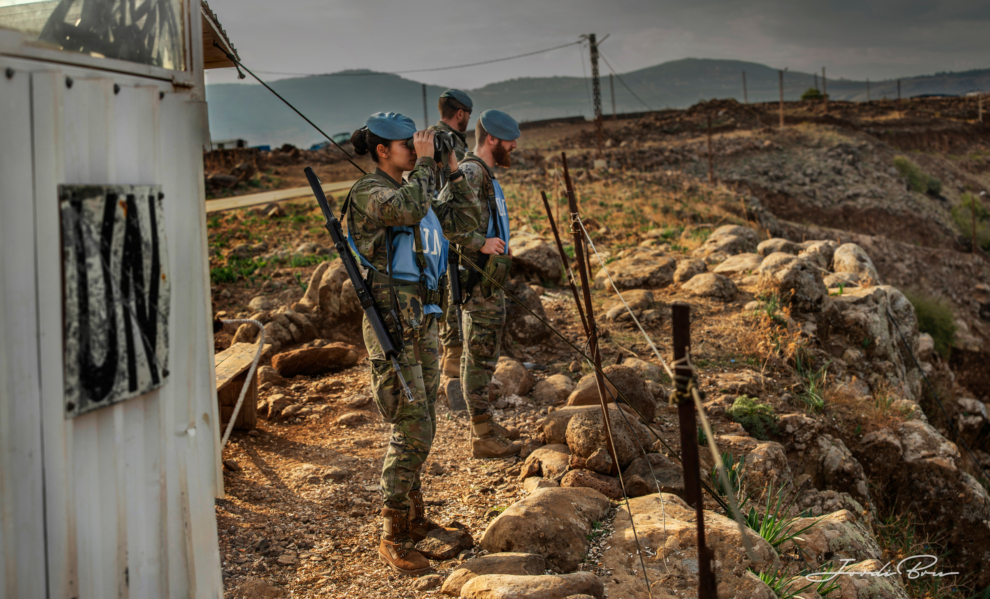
[742,70,748,104]
[823,67,828,114]
[610,73,616,119]
[779,69,785,129]
[866,78,870,103]
[422,83,428,129]
[814,72,819,91]
[588,33,605,157]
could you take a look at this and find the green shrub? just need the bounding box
[745,481,818,548]
[893,156,941,196]
[801,87,824,101]
[903,289,957,359]
[951,193,990,250]
[726,396,778,440]
[711,452,746,504]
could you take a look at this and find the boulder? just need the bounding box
[601,494,778,599]
[262,321,293,352]
[621,358,663,383]
[779,509,881,568]
[712,253,762,275]
[622,454,685,498]
[823,272,860,289]
[585,448,614,474]
[569,364,655,422]
[505,280,551,345]
[257,366,287,387]
[560,469,622,500]
[593,250,676,291]
[798,240,838,270]
[480,487,611,573]
[415,528,474,561]
[441,553,547,597]
[566,407,651,468]
[248,296,274,312]
[280,309,318,344]
[757,238,799,257]
[493,357,536,397]
[523,477,559,494]
[830,560,910,599]
[260,394,292,420]
[673,258,707,285]
[691,225,759,258]
[682,273,738,301]
[758,254,827,314]
[291,261,331,313]
[271,344,359,376]
[833,243,880,285]
[512,232,564,282]
[565,372,616,407]
[520,444,571,481]
[797,434,870,505]
[543,406,601,445]
[855,420,990,585]
[313,260,362,332]
[460,572,604,599]
[232,322,262,344]
[532,375,576,404]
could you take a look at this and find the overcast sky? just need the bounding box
[204,0,990,88]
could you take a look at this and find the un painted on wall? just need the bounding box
[60,185,170,418]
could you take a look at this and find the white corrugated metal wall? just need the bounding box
[0,7,224,598]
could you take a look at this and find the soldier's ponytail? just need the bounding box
[351,127,388,163]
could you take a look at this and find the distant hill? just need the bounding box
[206,59,990,148]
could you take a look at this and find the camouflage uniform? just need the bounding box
[440,154,506,418]
[428,120,470,353]
[346,156,480,509]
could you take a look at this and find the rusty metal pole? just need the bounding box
[562,152,619,475]
[540,191,590,334]
[707,115,714,185]
[672,302,717,599]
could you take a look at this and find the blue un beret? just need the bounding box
[366,112,417,140]
[440,89,473,110]
[479,109,520,141]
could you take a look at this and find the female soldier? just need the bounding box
[346,112,490,575]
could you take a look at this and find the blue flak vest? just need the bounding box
[489,179,511,254]
[348,207,447,315]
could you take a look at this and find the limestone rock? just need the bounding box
[757,238,799,257]
[673,258,707,285]
[261,394,292,420]
[480,487,611,573]
[712,253,762,275]
[585,448,614,474]
[798,240,838,269]
[460,572,604,599]
[823,271,860,290]
[232,322,261,344]
[505,280,551,345]
[248,296,274,312]
[780,509,881,568]
[566,407,650,468]
[441,553,547,597]
[257,366,287,387]
[493,357,536,397]
[234,578,286,598]
[593,249,676,291]
[532,374,576,405]
[682,273,738,301]
[798,434,870,505]
[560,469,622,500]
[622,454,685,498]
[336,411,364,426]
[415,528,474,561]
[512,232,564,282]
[691,225,759,258]
[833,243,880,285]
[565,373,616,407]
[291,261,330,313]
[758,254,827,314]
[271,344,359,376]
[831,560,910,599]
[412,574,444,591]
[520,444,571,481]
[566,365,655,422]
[523,477,559,494]
[543,406,601,445]
[601,494,778,599]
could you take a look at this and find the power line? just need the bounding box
[247,40,582,78]
[599,51,654,111]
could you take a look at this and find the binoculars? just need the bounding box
[406,130,455,163]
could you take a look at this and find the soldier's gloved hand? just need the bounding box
[480,237,506,255]
[413,130,436,159]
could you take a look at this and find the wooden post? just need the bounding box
[823,67,828,114]
[540,191,589,334]
[898,79,901,101]
[867,78,870,103]
[610,73,616,119]
[742,70,748,104]
[672,303,717,599]
[779,70,785,129]
[562,152,619,475]
[707,115,714,185]
[422,83,428,129]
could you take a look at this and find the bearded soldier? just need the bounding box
[429,89,472,382]
[441,109,523,458]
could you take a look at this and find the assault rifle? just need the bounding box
[304,167,415,403]
[447,254,464,338]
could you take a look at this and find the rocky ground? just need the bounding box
[210,97,990,598]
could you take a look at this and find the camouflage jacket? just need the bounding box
[345,156,481,275]
[439,152,499,263]
[428,120,469,162]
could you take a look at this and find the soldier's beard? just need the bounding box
[493,141,512,168]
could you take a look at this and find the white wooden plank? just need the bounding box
[0,59,48,599]
[32,68,81,599]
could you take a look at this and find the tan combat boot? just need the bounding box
[408,490,442,542]
[442,345,462,379]
[379,507,432,576]
[471,414,522,458]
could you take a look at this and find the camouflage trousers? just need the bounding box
[459,284,506,418]
[439,273,463,350]
[363,283,440,511]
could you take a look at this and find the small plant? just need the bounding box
[801,561,841,598]
[752,568,814,599]
[726,396,778,440]
[893,155,941,196]
[711,452,747,509]
[585,520,606,542]
[951,193,990,250]
[795,356,829,413]
[745,481,818,549]
[903,289,957,359]
[697,425,707,446]
[801,87,824,101]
